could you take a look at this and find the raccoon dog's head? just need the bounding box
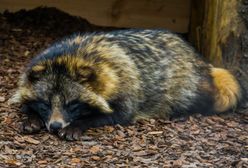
[10,54,118,133]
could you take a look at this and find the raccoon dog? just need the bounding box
[10,29,242,140]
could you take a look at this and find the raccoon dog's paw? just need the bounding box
[21,117,44,134]
[58,125,85,141]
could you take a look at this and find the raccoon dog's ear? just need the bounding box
[28,64,46,82]
[80,88,113,114]
[76,66,96,83]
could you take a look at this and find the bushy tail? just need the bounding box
[211,68,241,112]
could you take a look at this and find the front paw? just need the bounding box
[21,117,44,134]
[58,125,85,141]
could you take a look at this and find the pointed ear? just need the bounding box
[28,65,45,82]
[93,96,113,114]
[80,89,113,114]
[86,97,113,114]
[76,67,96,83]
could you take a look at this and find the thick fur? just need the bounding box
[10,29,242,140]
[211,68,241,112]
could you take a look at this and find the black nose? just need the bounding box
[49,122,62,132]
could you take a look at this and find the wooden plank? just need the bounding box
[188,0,205,50]
[0,0,191,33]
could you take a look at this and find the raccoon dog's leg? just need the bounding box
[21,105,45,134]
[58,97,134,141]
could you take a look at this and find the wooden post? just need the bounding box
[189,0,247,68]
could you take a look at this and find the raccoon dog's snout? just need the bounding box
[49,121,62,133]
[46,95,70,132]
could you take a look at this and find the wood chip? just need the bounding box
[148,131,163,135]
[71,158,81,164]
[0,96,5,102]
[5,159,22,166]
[89,145,101,154]
[91,156,101,161]
[38,160,47,164]
[23,136,40,145]
[14,136,25,143]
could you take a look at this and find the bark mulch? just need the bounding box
[0,7,247,168]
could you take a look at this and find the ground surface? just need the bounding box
[0,8,247,168]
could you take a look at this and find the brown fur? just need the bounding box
[9,30,244,140]
[211,68,241,112]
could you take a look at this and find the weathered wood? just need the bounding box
[203,0,243,66]
[0,0,191,33]
[189,0,247,67]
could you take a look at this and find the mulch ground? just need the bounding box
[0,8,247,168]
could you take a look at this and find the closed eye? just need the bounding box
[68,103,81,112]
[26,100,50,116]
[38,102,49,111]
[66,100,92,115]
